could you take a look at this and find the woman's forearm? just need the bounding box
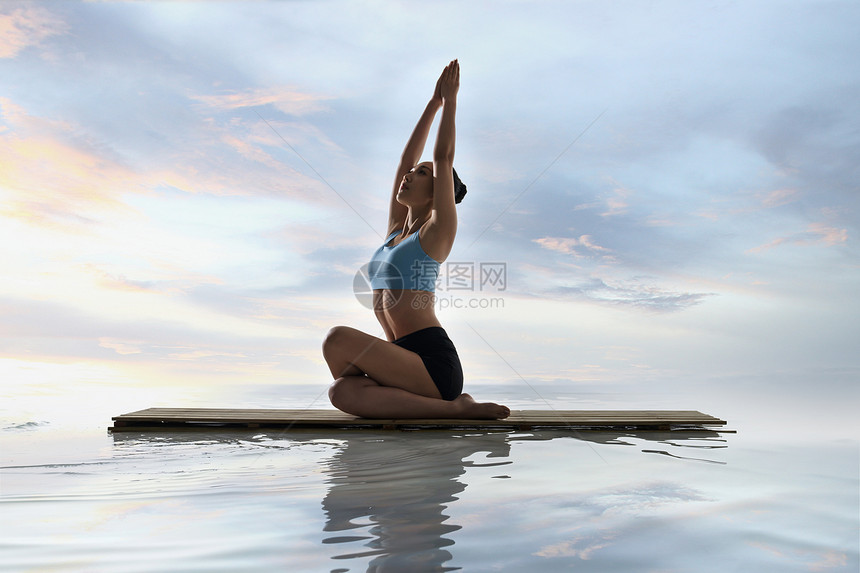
[434,97,456,164]
[401,99,441,168]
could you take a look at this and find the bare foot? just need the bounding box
[453,393,511,419]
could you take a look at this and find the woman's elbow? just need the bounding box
[434,153,455,168]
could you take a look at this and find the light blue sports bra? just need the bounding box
[368,229,440,292]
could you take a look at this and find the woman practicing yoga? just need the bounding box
[322,60,510,420]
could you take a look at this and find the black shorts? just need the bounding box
[393,326,463,401]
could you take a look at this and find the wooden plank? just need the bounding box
[110,408,726,432]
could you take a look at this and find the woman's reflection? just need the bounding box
[317,427,726,571]
[320,431,511,572]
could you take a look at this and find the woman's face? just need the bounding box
[397,162,434,206]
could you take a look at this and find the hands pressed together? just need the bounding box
[433,59,460,105]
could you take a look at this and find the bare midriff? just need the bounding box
[373,289,441,341]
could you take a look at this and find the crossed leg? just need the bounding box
[322,325,509,419]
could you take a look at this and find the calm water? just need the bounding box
[1,380,858,572]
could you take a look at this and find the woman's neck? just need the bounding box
[404,206,431,234]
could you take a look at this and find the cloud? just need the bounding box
[83,264,184,295]
[534,480,708,559]
[99,338,144,356]
[190,87,332,116]
[0,5,67,59]
[807,223,849,246]
[535,537,614,560]
[599,180,632,217]
[553,277,714,312]
[0,293,324,384]
[747,542,848,572]
[758,188,800,208]
[0,91,334,245]
[229,116,350,182]
[533,235,612,260]
[167,349,248,361]
[0,96,165,231]
[748,223,849,253]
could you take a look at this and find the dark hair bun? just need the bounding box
[453,168,467,204]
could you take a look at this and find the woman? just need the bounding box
[322,60,510,420]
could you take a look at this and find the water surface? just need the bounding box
[2,382,858,572]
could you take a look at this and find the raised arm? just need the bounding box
[387,76,443,233]
[423,59,460,261]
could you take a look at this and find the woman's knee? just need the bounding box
[328,377,364,413]
[322,325,353,361]
[327,378,342,407]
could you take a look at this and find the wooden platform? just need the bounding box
[110,408,727,432]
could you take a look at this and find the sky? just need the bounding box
[1,0,858,414]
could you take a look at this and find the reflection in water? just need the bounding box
[109,427,730,572]
[317,428,728,572]
[573,429,729,464]
[320,432,511,572]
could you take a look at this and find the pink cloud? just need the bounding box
[190,87,332,116]
[533,235,613,261]
[748,223,848,253]
[599,179,632,217]
[0,5,67,59]
[807,222,848,246]
[0,137,133,230]
[0,94,315,233]
[758,188,800,208]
